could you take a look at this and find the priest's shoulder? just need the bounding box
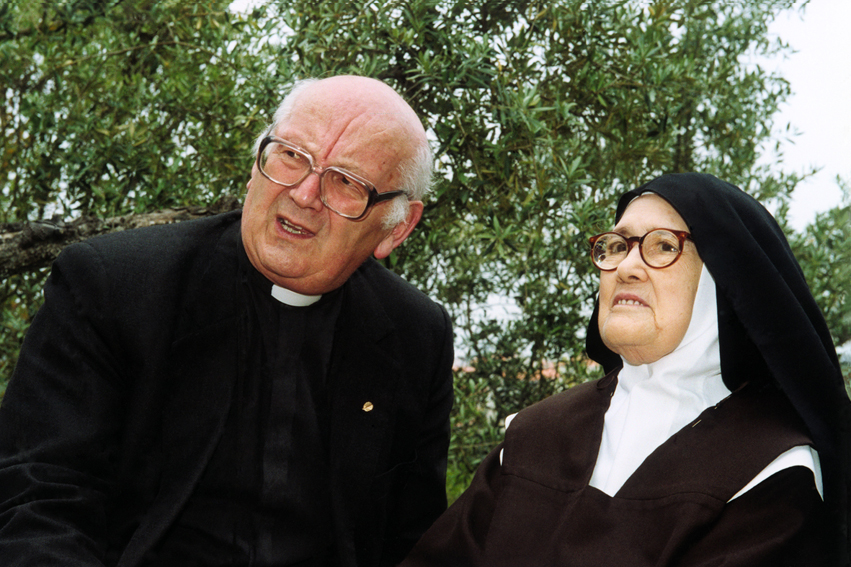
[353,257,448,320]
[56,210,241,276]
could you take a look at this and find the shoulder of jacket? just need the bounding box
[353,258,447,319]
[59,211,241,274]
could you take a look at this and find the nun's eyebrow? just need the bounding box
[611,222,641,237]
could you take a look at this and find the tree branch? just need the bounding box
[0,196,241,281]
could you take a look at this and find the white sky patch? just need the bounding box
[761,0,851,230]
[228,0,264,13]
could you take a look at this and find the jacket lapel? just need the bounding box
[327,261,403,548]
[118,221,243,567]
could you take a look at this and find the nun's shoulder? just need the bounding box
[508,373,616,433]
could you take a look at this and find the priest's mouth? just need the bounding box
[278,217,313,237]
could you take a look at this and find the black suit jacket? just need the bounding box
[0,211,454,567]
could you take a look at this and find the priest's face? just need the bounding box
[241,76,424,295]
[597,193,703,365]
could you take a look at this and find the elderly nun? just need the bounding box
[401,173,850,567]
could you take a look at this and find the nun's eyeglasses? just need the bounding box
[589,229,693,271]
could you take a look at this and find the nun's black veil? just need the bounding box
[586,172,851,562]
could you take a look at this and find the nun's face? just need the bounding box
[598,194,703,365]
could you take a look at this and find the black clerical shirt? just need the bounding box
[150,244,343,566]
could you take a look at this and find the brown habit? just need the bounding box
[402,373,829,567]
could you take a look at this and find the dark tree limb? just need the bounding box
[0,196,241,281]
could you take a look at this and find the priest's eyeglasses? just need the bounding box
[256,136,406,220]
[589,229,693,271]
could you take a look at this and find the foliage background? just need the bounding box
[1,0,849,501]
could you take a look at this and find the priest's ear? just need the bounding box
[373,201,423,260]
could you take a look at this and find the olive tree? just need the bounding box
[3,0,846,499]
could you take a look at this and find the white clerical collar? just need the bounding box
[270,284,322,307]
